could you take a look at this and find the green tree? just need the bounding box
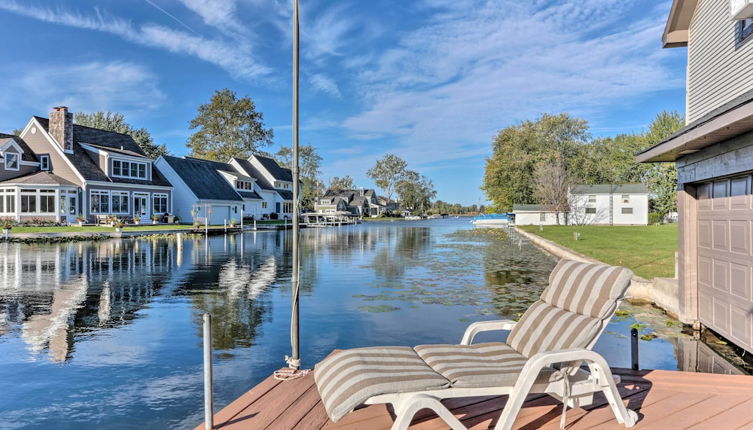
[74,112,168,159]
[367,154,408,202]
[187,89,273,161]
[275,145,323,209]
[482,113,589,211]
[328,176,355,190]
[396,170,436,214]
[641,111,684,218]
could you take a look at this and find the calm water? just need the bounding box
[0,219,736,429]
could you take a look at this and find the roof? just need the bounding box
[238,190,262,200]
[0,171,77,186]
[0,133,38,162]
[636,88,753,162]
[662,0,698,48]
[253,155,293,182]
[570,184,649,194]
[512,204,550,212]
[34,117,171,186]
[159,156,243,202]
[232,158,276,190]
[83,142,148,158]
[277,190,294,201]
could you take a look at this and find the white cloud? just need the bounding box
[10,61,165,115]
[339,0,684,167]
[0,1,269,81]
[308,73,341,98]
[177,0,246,36]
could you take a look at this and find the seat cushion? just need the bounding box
[314,346,450,422]
[414,342,558,388]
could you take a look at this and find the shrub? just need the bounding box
[648,212,662,225]
[270,212,279,220]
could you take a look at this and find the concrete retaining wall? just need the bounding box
[515,227,681,319]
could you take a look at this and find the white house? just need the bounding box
[512,183,649,226]
[230,155,297,219]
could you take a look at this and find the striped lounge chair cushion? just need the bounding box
[413,342,559,388]
[314,346,450,422]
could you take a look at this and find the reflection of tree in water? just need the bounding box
[372,227,432,280]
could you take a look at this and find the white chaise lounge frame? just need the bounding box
[363,317,638,430]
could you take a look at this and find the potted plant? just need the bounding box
[151,214,160,224]
[174,216,181,224]
[229,219,238,228]
[113,218,125,233]
[166,213,175,224]
[1,218,13,239]
[192,219,201,230]
[133,214,141,225]
[76,213,85,227]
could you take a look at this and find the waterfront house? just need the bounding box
[637,0,753,354]
[512,184,649,225]
[4,107,172,224]
[228,156,292,219]
[315,188,390,216]
[154,156,257,224]
[246,155,296,218]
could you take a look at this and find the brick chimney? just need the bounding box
[49,106,73,152]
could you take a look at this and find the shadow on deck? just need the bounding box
[195,367,753,430]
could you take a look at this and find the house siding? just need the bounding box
[20,124,82,186]
[0,146,37,182]
[676,130,753,185]
[85,185,172,219]
[687,0,753,123]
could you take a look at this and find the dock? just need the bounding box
[195,367,753,429]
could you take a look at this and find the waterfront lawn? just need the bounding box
[9,225,200,233]
[361,217,406,222]
[519,224,678,279]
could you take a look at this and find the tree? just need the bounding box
[74,112,168,159]
[187,89,273,161]
[641,111,684,218]
[275,145,323,210]
[482,113,589,211]
[532,155,570,224]
[328,176,355,190]
[367,154,408,202]
[396,170,436,214]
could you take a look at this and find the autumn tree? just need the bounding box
[275,145,323,209]
[396,170,436,214]
[74,111,168,159]
[367,154,409,202]
[532,155,570,224]
[187,89,273,161]
[328,175,355,190]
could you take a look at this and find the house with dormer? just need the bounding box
[246,155,296,218]
[1,107,172,223]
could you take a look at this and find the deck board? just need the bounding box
[196,368,753,430]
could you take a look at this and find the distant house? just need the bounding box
[512,183,649,226]
[315,188,388,216]
[246,155,296,218]
[1,106,173,223]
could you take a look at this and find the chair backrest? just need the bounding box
[507,259,633,358]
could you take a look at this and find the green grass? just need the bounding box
[519,224,678,279]
[10,224,202,233]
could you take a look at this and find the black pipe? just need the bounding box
[631,328,639,371]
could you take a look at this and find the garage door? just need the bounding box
[209,206,230,225]
[697,175,753,354]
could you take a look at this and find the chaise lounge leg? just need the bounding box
[588,363,637,427]
[390,394,467,430]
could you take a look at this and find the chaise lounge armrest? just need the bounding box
[460,319,517,345]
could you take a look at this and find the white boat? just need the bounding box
[471,214,512,226]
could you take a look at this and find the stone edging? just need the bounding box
[514,226,680,319]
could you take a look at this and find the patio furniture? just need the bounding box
[313,259,638,430]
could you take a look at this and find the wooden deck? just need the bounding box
[195,367,753,430]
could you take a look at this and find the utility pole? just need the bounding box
[288,0,301,371]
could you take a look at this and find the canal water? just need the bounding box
[0,219,743,429]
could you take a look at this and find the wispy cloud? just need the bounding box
[308,73,341,98]
[338,0,683,167]
[0,1,269,81]
[176,0,246,37]
[5,61,165,115]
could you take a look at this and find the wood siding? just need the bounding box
[21,125,82,186]
[687,0,753,123]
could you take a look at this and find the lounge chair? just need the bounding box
[314,259,639,430]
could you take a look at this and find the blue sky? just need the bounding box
[0,0,686,205]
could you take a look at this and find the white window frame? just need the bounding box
[153,193,169,215]
[111,191,130,214]
[621,194,630,204]
[90,190,111,214]
[111,159,148,180]
[38,189,55,214]
[621,207,633,215]
[40,155,50,171]
[20,190,37,213]
[4,153,19,171]
[585,207,597,214]
[587,194,596,204]
[262,201,268,209]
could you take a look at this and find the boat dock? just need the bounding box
[195,366,753,429]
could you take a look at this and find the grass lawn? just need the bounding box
[519,224,678,279]
[10,224,201,233]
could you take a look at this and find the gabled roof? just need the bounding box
[570,184,649,194]
[0,133,38,162]
[160,156,243,202]
[82,142,148,158]
[238,190,262,200]
[253,155,293,182]
[512,204,550,212]
[0,171,77,186]
[277,190,294,201]
[232,157,276,191]
[663,0,699,48]
[33,117,171,186]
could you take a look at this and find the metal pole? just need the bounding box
[203,313,214,429]
[630,327,639,371]
[288,0,301,370]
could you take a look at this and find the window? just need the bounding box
[587,195,596,203]
[621,194,630,204]
[737,18,753,47]
[539,213,546,222]
[39,190,55,213]
[40,155,50,171]
[4,153,18,171]
[731,176,749,196]
[621,207,633,215]
[283,202,293,213]
[111,159,148,179]
[236,180,253,190]
[111,191,129,214]
[585,207,597,214]
[4,190,14,214]
[153,193,168,214]
[713,180,729,198]
[20,191,36,213]
[262,201,268,209]
[90,190,110,214]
